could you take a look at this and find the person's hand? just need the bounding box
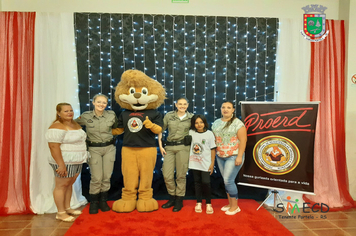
[208,164,214,175]
[235,156,243,166]
[56,165,67,177]
[160,147,167,157]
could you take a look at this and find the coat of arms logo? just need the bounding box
[300,4,329,42]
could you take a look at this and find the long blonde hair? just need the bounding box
[53,102,72,123]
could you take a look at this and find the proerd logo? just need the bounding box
[253,135,300,175]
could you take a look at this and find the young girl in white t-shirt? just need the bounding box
[188,114,216,214]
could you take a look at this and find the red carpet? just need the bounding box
[65,199,292,236]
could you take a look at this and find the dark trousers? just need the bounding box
[192,169,211,204]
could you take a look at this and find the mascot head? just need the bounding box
[115,69,166,111]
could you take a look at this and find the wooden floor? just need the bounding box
[0,203,355,236]
[265,204,356,236]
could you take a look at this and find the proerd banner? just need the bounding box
[239,102,319,194]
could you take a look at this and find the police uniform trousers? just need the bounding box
[88,144,116,194]
[162,145,190,197]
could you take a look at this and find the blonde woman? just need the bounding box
[46,103,87,222]
[76,94,118,214]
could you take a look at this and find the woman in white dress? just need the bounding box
[46,103,88,222]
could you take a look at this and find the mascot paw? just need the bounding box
[136,198,159,212]
[112,199,137,213]
[143,116,153,128]
[112,127,124,135]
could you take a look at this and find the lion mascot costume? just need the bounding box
[112,69,166,213]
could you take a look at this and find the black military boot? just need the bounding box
[99,191,111,212]
[89,193,100,214]
[161,195,175,208]
[173,196,183,212]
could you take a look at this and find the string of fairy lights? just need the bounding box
[235,17,238,106]
[74,13,278,119]
[163,16,166,115]
[142,15,146,73]
[213,16,217,119]
[225,17,228,101]
[183,16,187,98]
[254,21,258,100]
[99,15,102,95]
[265,19,269,101]
[121,17,125,75]
[193,16,197,113]
[109,14,113,104]
[204,16,207,116]
[87,15,91,108]
[244,19,248,102]
[73,15,81,116]
[131,15,136,69]
[153,16,157,81]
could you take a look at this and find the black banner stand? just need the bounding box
[256,189,290,216]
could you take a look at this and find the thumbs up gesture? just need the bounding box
[143,116,154,129]
[142,116,162,134]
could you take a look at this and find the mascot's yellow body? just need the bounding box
[112,69,166,213]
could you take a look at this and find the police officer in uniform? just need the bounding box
[76,94,118,214]
[158,97,193,212]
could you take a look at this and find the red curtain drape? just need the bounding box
[304,20,355,210]
[0,12,35,215]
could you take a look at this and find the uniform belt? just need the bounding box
[165,140,184,146]
[87,139,115,147]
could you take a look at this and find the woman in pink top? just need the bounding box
[212,101,247,216]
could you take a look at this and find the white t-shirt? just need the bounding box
[179,113,187,120]
[188,130,216,172]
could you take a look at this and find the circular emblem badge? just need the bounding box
[128,117,143,133]
[253,135,300,175]
[192,143,203,155]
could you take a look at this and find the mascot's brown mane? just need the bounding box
[114,69,166,110]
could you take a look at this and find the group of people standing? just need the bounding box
[158,97,247,215]
[45,95,247,222]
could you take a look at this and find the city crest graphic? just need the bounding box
[300,4,329,42]
[253,135,300,175]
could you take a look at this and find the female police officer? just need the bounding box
[76,94,118,214]
[158,97,193,212]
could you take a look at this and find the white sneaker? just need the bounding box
[225,207,241,215]
[220,205,230,211]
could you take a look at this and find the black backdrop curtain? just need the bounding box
[74,13,278,201]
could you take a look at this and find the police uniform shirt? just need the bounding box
[118,109,163,147]
[76,110,118,143]
[162,111,193,142]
